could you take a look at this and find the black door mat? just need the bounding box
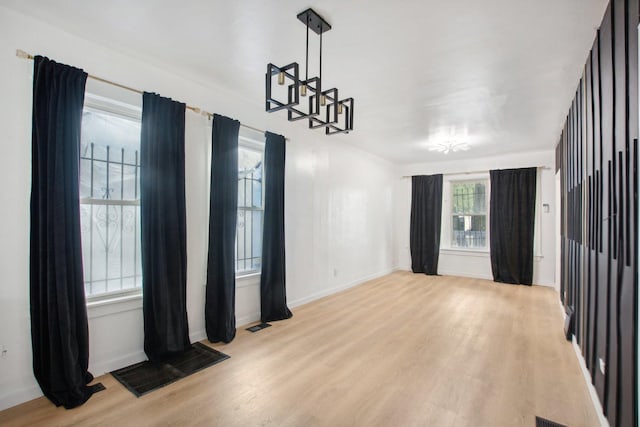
[246,322,271,332]
[111,342,229,397]
[535,416,567,427]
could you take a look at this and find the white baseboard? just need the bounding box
[189,329,207,343]
[236,312,261,328]
[90,331,208,376]
[402,267,553,287]
[557,299,608,427]
[535,282,556,288]
[0,269,395,412]
[397,265,495,281]
[436,269,494,281]
[88,350,146,377]
[233,269,397,331]
[0,349,149,411]
[571,337,609,427]
[288,268,394,309]
[0,383,42,412]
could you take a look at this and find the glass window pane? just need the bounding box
[252,210,263,271]
[81,110,141,156]
[236,143,264,275]
[81,110,140,202]
[452,181,486,215]
[252,162,263,208]
[451,214,487,248]
[450,179,487,249]
[238,147,263,208]
[237,210,246,271]
[80,157,91,199]
[80,106,142,299]
[238,147,263,174]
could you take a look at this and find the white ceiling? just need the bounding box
[2,0,607,164]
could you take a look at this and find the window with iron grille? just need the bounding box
[236,138,264,275]
[450,180,488,249]
[79,99,142,299]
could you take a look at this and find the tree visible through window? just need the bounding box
[79,104,142,299]
[451,180,487,248]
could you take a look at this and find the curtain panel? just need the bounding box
[30,56,97,408]
[140,92,191,361]
[410,174,443,275]
[260,131,292,322]
[489,167,537,285]
[205,114,240,343]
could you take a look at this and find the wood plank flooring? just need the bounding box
[0,272,600,426]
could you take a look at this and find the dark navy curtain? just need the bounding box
[205,114,240,343]
[410,174,443,275]
[140,92,191,361]
[30,56,98,408]
[489,167,537,285]
[260,132,292,322]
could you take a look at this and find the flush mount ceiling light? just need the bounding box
[265,8,354,135]
[428,141,470,154]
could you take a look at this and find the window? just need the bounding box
[236,136,265,275]
[79,96,142,299]
[449,179,488,249]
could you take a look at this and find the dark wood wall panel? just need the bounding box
[556,1,637,426]
[596,3,613,407]
[620,2,639,424]
[607,1,628,422]
[591,34,603,383]
[585,52,596,376]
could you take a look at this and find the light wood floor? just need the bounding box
[0,272,599,426]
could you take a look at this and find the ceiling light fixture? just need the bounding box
[265,8,353,135]
[428,141,470,154]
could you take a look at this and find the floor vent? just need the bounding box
[111,343,229,397]
[246,323,272,333]
[535,416,566,427]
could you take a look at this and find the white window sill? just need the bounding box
[85,271,266,320]
[198,272,261,289]
[440,248,544,260]
[87,292,142,319]
[236,272,261,288]
[440,248,490,257]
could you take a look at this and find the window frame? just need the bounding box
[81,94,143,303]
[235,133,266,278]
[441,173,490,252]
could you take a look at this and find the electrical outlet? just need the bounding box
[333,268,338,277]
[599,358,606,375]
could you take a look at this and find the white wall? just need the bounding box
[394,150,556,286]
[0,7,395,410]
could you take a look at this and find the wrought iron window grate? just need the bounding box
[80,140,142,298]
[451,181,487,248]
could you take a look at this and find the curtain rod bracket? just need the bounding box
[16,49,34,60]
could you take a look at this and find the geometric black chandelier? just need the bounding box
[265,8,353,135]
